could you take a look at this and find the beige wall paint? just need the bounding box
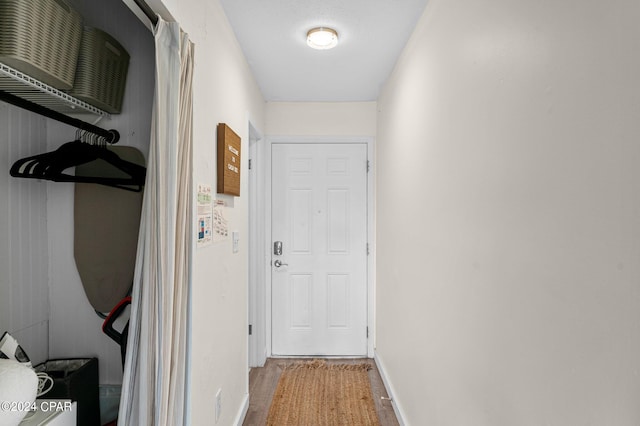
[376,0,640,424]
[156,1,265,424]
[266,102,377,136]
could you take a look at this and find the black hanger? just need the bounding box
[10,133,146,192]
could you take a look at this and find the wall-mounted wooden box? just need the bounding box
[217,123,241,196]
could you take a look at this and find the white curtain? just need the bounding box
[119,17,194,426]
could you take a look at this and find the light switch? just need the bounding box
[232,231,239,253]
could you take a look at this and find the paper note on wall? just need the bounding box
[197,183,213,247]
[213,199,229,243]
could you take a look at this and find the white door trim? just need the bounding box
[248,120,266,368]
[264,135,375,358]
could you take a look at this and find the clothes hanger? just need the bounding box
[25,131,98,177]
[10,129,146,192]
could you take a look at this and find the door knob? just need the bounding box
[274,259,288,268]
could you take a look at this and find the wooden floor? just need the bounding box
[242,358,399,426]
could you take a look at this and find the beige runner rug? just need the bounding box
[266,360,381,426]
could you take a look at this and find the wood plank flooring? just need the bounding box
[242,358,399,426]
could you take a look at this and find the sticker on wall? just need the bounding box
[197,183,213,247]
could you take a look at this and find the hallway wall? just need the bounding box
[376,0,640,424]
[151,1,266,424]
[266,102,377,136]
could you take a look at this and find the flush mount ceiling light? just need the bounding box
[306,27,339,50]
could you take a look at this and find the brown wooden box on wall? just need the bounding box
[217,123,241,196]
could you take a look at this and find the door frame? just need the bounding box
[248,120,266,368]
[263,136,375,358]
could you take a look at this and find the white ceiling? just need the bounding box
[219,0,428,102]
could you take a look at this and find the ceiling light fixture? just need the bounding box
[306,27,339,50]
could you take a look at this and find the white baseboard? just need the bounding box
[374,351,408,426]
[233,393,250,426]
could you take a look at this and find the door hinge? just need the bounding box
[366,243,370,255]
[366,326,369,338]
[249,324,253,335]
[366,160,370,172]
[248,159,252,170]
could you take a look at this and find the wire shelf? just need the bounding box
[0,61,111,119]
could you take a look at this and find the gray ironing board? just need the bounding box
[73,146,145,313]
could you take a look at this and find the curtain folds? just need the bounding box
[118,17,194,426]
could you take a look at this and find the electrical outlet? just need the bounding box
[215,388,222,423]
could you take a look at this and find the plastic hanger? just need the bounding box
[10,130,146,192]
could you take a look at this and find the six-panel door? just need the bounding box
[271,143,368,356]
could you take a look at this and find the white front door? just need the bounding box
[271,143,368,356]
